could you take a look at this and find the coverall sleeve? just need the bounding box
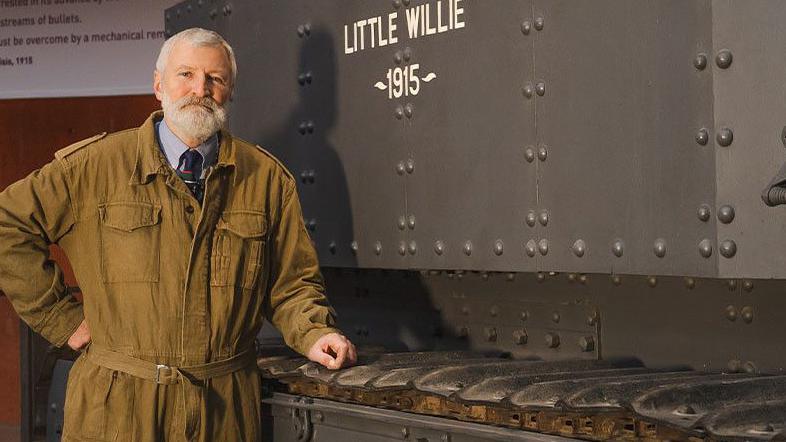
[0,159,84,347]
[264,181,340,356]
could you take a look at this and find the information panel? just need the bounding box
[0,0,180,98]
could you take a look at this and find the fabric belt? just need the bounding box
[85,345,256,441]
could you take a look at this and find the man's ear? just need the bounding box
[153,70,163,102]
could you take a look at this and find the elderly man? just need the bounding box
[0,28,355,441]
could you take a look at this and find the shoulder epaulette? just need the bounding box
[254,144,296,181]
[54,132,107,161]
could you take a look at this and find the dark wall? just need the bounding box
[0,95,160,425]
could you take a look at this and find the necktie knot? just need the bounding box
[176,149,205,202]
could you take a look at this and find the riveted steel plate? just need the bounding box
[532,0,716,276]
[711,1,786,278]
[401,1,537,272]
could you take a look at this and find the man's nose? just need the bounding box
[191,74,210,97]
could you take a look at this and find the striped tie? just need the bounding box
[176,149,204,203]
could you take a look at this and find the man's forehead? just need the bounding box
[167,41,231,70]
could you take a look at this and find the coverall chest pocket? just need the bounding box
[210,210,267,290]
[99,202,162,283]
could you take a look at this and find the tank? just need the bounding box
[163,1,786,440]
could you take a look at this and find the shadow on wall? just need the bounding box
[255,28,467,353]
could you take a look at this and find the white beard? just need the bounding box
[161,91,228,144]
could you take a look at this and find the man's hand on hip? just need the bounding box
[67,319,91,351]
[307,332,357,370]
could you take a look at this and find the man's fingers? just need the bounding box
[331,339,348,369]
[315,351,336,368]
[347,342,357,364]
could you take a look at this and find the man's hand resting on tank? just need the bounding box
[307,332,357,369]
[67,319,91,351]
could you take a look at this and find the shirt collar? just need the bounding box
[155,118,219,171]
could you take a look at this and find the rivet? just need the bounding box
[395,105,404,119]
[612,240,624,257]
[716,127,733,147]
[306,120,315,133]
[697,204,711,222]
[587,312,598,326]
[490,306,499,317]
[441,434,451,442]
[165,13,171,21]
[506,272,515,281]
[392,0,401,9]
[534,16,544,31]
[653,239,667,258]
[297,73,307,85]
[727,279,737,291]
[611,275,622,286]
[402,0,411,6]
[407,214,416,230]
[303,23,311,36]
[552,312,560,323]
[522,83,534,99]
[305,72,313,84]
[481,272,489,280]
[685,277,695,289]
[538,239,549,255]
[176,8,181,17]
[567,273,577,283]
[396,161,406,175]
[536,272,546,282]
[329,241,336,254]
[572,239,586,257]
[350,241,358,254]
[727,359,742,373]
[484,327,497,342]
[307,219,317,231]
[463,241,472,256]
[741,306,753,323]
[695,128,709,145]
[404,103,414,119]
[297,25,305,37]
[513,329,528,345]
[538,210,549,226]
[545,333,560,348]
[209,8,217,19]
[222,4,231,16]
[456,326,468,339]
[434,241,444,255]
[521,21,531,35]
[398,242,406,256]
[742,280,754,292]
[535,82,546,96]
[401,426,410,439]
[405,158,415,173]
[524,147,535,163]
[298,122,307,134]
[537,145,548,161]
[647,276,658,287]
[394,51,403,64]
[694,53,708,70]
[525,239,537,257]
[493,240,504,256]
[403,47,412,62]
[397,215,406,230]
[717,205,735,224]
[374,241,383,256]
[725,305,737,321]
[744,361,757,374]
[408,241,417,255]
[525,210,537,227]
[461,305,470,315]
[520,311,529,321]
[715,49,732,69]
[698,239,713,258]
[720,240,737,258]
[579,336,595,352]
[579,274,588,284]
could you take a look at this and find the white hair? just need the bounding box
[156,28,237,85]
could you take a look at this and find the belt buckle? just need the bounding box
[155,364,170,383]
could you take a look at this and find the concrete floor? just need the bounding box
[0,424,20,442]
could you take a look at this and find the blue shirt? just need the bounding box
[155,119,219,178]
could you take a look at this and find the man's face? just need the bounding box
[154,41,233,144]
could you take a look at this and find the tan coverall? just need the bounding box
[0,111,339,441]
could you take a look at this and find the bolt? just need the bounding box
[408,241,417,255]
[538,210,549,226]
[715,49,733,69]
[463,241,473,256]
[612,240,624,257]
[513,329,528,345]
[535,82,546,96]
[653,239,667,258]
[534,16,544,31]
[725,305,737,321]
[522,83,534,99]
[434,241,444,255]
[350,241,358,253]
[720,240,737,258]
[403,47,412,62]
[525,239,537,257]
[611,275,622,286]
[697,204,711,222]
[695,128,709,145]
[494,240,504,256]
[525,210,537,227]
[397,215,406,230]
[545,333,560,348]
[648,276,658,287]
[579,336,595,352]
[521,21,532,35]
[396,162,405,175]
[407,214,416,229]
[741,306,753,323]
[404,103,414,119]
[685,277,696,289]
[405,158,415,174]
[506,272,515,281]
[716,127,734,147]
[536,272,546,282]
[717,205,735,224]
[538,239,549,255]
[694,53,708,70]
[524,147,535,162]
[537,145,548,161]
[398,242,406,256]
[395,106,404,119]
[698,239,713,258]
[572,239,586,257]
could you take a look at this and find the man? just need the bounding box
[0,28,355,441]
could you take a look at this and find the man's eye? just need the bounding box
[210,76,226,85]
[178,71,192,78]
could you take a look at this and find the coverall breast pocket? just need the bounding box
[210,210,267,290]
[99,202,162,283]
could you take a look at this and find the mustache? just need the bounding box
[174,95,220,112]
